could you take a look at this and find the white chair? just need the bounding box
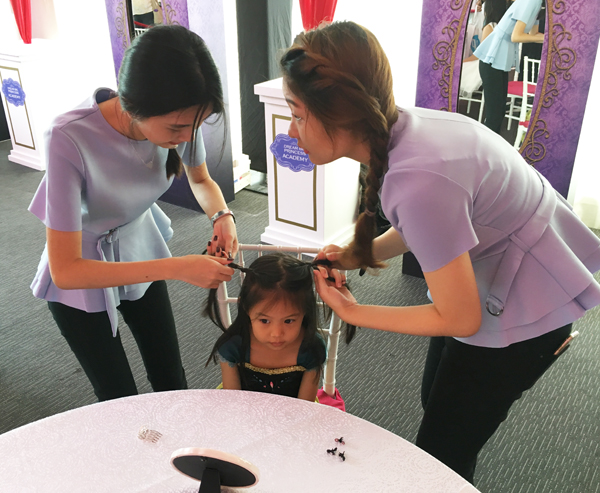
[506,56,540,133]
[215,244,343,397]
[512,57,540,148]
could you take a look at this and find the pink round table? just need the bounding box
[0,389,480,492]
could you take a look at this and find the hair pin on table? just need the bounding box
[138,425,162,443]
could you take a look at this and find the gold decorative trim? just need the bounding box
[272,113,318,231]
[115,0,129,51]
[520,0,575,163]
[162,2,181,26]
[244,363,306,375]
[433,0,469,111]
[0,66,35,150]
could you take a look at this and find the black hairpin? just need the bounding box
[327,447,337,455]
[334,437,345,445]
[338,451,346,462]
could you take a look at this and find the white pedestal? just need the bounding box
[254,78,360,249]
[0,40,62,170]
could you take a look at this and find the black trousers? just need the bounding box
[416,323,573,484]
[48,280,187,402]
[479,60,509,134]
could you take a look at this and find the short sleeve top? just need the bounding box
[217,334,326,398]
[29,88,207,318]
[474,0,542,71]
[380,108,600,348]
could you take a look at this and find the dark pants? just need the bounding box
[48,281,187,402]
[133,12,154,27]
[479,60,509,134]
[416,323,573,484]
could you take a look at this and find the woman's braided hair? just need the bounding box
[280,21,398,270]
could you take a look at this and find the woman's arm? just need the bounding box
[511,20,544,43]
[46,228,234,290]
[297,370,319,401]
[185,163,238,257]
[480,23,495,42]
[220,362,242,390]
[314,251,482,338]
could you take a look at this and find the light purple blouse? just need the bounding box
[380,108,600,348]
[29,88,206,335]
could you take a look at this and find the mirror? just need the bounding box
[129,0,164,38]
[457,0,546,146]
[416,0,599,198]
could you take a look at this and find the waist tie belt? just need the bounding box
[485,171,557,316]
[82,210,149,337]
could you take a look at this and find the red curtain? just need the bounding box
[10,0,32,44]
[299,0,338,31]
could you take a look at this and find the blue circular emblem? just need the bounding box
[1,78,26,107]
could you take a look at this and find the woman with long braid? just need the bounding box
[280,21,600,484]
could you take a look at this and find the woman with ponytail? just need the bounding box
[29,25,237,402]
[280,20,600,484]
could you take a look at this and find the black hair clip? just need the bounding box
[338,451,346,462]
[334,437,345,445]
[326,447,337,455]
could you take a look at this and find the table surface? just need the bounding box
[0,389,480,493]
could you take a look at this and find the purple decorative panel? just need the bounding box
[104,0,131,79]
[161,0,189,28]
[521,0,600,197]
[416,0,471,112]
[416,0,600,198]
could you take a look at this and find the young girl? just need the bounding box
[205,253,354,402]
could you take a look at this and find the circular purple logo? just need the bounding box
[1,78,26,107]
[269,134,315,172]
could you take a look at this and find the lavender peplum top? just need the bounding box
[29,88,206,336]
[380,108,600,348]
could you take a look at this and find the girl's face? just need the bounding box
[248,297,304,351]
[133,105,212,149]
[282,80,352,165]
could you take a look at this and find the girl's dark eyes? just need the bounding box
[258,318,269,324]
[284,319,296,324]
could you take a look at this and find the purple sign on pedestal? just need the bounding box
[1,79,26,107]
[270,134,315,173]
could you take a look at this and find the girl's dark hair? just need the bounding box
[280,21,398,270]
[118,25,226,179]
[484,0,509,26]
[205,253,356,384]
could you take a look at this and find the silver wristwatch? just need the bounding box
[210,208,236,228]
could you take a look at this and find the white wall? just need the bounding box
[291,1,423,108]
[568,45,600,228]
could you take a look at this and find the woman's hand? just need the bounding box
[314,268,358,321]
[317,244,362,271]
[175,255,234,288]
[210,216,238,258]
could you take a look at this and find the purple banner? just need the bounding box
[161,0,189,28]
[104,0,131,79]
[416,0,600,198]
[522,0,600,197]
[416,0,470,112]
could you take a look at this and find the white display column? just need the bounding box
[0,40,55,171]
[254,78,360,249]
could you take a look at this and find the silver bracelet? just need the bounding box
[210,208,235,228]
